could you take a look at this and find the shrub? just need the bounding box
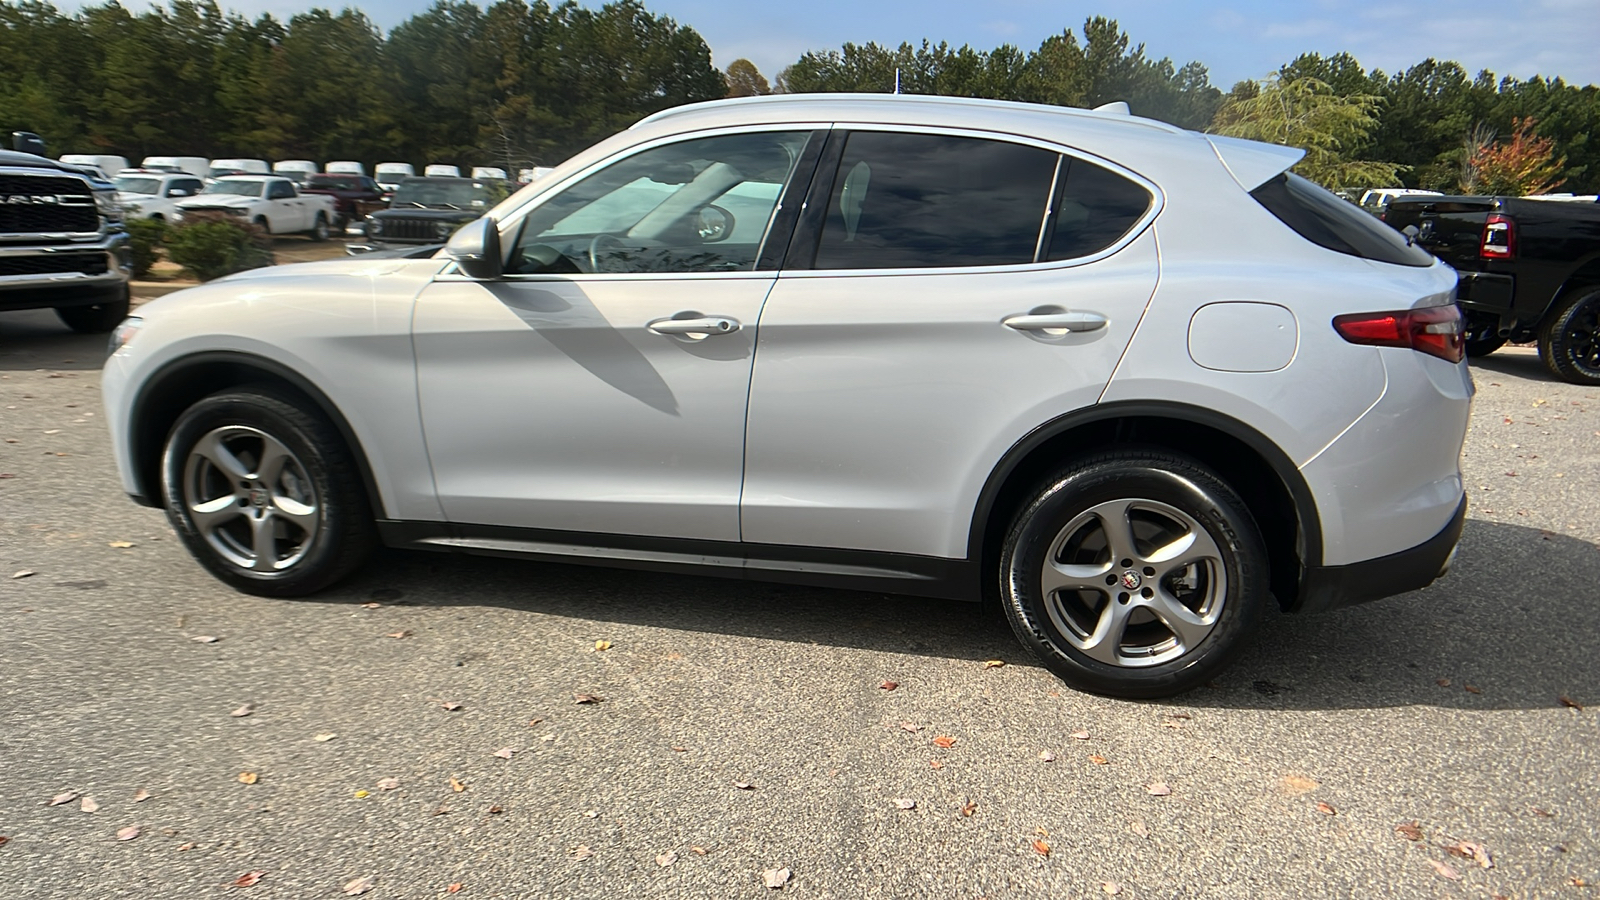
[124,217,166,279]
[164,212,274,281]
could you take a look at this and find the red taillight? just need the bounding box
[1332,304,1465,363]
[1480,213,1515,259]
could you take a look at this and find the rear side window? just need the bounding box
[813,132,1058,269]
[1252,173,1433,267]
[1046,159,1153,261]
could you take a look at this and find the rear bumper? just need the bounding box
[1295,495,1466,614]
[1456,272,1515,315]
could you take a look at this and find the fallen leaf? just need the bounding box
[314,733,337,742]
[656,850,678,867]
[1570,877,1589,887]
[1037,750,1056,762]
[899,722,923,732]
[1281,775,1319,795]
[1035,826,1049,837]
[1130,820,1150,838]
[238,772,258,785]
[108,541,135,549]
[376,778,400,791]
[353,790,370,799]
[583,810,598,818]
[1070,730,1090,741]
[190,635,219,643]
[343,876,375,895]
[691,846,707,855]
[539,734,554,743]
[361,602,381,609]
[231,703,254,718]
[762,867,791,889]
[893,799,917,810]
[1395,822,1423,841]
[1101,883,1122,895]
[1316,802,1336,816]
[573,693,603,704]
[527,718,542,727]
[446,883,462,894]
[1465,684,1482,694]
[0,836,8,846]
[593,640,612,651]
[493,747,514,760]
[1428,859,1461,881]
[132,790,150,803]
[1031,839,1050,857]
[671,746,686,752]
[116,825,140,841]
[12,570,35,579]
[572,845,594,860]
[80,796,99,813]
[1448,841,1494,868]
[1436,678,1451,687]
[177,842,197,851]
[1088,754,1108,765]
[959,800,977,817]
[49,790,79,806]
[734,781,755,791]
[931,735,956,749]
[385,630,411,639]
[984,660,1006,669]
[1559,695,1583,710]
[1146,782,1172,796]
[440,701,463,711]
[449,777,467,793]
[1531,807,1554,818]
[879,680,898,691]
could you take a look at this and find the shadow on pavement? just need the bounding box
[1469,347,1561,385]
[302,516,1595,712]
[0,309,110,371]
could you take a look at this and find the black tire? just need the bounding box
[999,449,1269,699]
[55,286,131,334]
[1538,286,1600,385]
[161,386,376,596]
[306,213,329,242]
[253,216,269,234]
[1463,313,1506,358]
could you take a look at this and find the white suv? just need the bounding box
[103,95,1470,697]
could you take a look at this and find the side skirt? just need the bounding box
[376,521,981,602]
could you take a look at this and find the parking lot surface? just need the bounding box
[2,310,1596,898]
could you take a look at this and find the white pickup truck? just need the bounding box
[173,175,336,240]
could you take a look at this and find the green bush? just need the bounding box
[124,217,166,279]
[164,212,274,281]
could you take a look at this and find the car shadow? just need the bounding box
[0,309,110,371]
[305,517,1594,711]
[1470,347,1557,384]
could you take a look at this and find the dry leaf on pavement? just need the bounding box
[959,800,977,817]
[984,660,1006,669]
[573,693,603,704]
[734,781,755,790]
[1088,755,1108,765]
[440,701,463,711]
[879,680,898,691]
[376,777,399,791]
[1280,775,1319,795]
[1396,822,1423,841]
[238,772,259,785]
[1146,782,1172,796]
[49,791,78,806]
[572,845,594,860]
[360,602,381,609]
[1038,750,1056,762]
[231,703,254,718]
[493,748,515,760]
[1070,730,1090,741]
[0,836,8,846]
[931,735,956,749]
[594,640,612,651]
[691,846,707,855]
[1447,841,1494,868]
[762,867,792,889]
[1031,839,1050,856]
[1464,684,1482,694]
[1315,802,1337,816]
[1130,820,1150,838]
[1101,883,1122,895]
[656,850,677,867]
[190,635,219,643]
[115,825,140,841]
[132,790,150,803]
[1559,695,1583,710]
[893,799,917,810]
[79,796,99,813]
[343,876,375,895]
[1428,859,1461,880]
[449,777,467,793]
[108,541,135,549]
[314,733,337,742]
[11,570,34,579]
[929,759,944,769]
[386,630,411,639]
[899,722,922,732]
[446,883,462,894]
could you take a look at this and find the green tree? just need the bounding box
[725,58,769,97]
[1210,75,1401,189]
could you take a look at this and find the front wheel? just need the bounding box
[161,387,375,596]
[1538,287,1600,385]
[307,212,329,242]
[999,450,1269,699]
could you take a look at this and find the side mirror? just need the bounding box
[446,217,503,280]
[12,131,47,156]
[696,205,733,243]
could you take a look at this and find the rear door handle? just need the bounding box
[647,315,741,337]
[1002,311,1108,333]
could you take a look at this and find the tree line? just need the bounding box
[2,1,1596,193]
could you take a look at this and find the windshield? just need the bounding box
[204,180,264,197]
[391,178,502,209]
[114,176,162,195]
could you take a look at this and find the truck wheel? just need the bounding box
[1538,286,1600,385]
[307,213,329,242]
[253,216,269,233]
[1463,314,1506,358]
[55,286,131,334]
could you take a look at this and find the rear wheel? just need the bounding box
[999,450,1269,698]
[162,386,375,596]
[1463,313,1506,358]
[1539,287,1600,385]
[55,286,130,334]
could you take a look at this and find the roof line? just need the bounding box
[634,92,1186,134]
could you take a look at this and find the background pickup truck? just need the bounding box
[1384,195,1600,385]
[300,173,384,231]
[173,175,334,240]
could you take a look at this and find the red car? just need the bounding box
[300,173,384,229]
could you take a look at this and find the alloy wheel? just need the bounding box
[181,425,321,572]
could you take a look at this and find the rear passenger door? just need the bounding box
[740,128,1162,560]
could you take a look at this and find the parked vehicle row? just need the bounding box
[170,175,335,239]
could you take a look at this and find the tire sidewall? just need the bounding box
[1001,454,1268,699]
[161,391,354,595]
[1542,287,1600,385]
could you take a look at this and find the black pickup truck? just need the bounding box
[1384,195,1600,384]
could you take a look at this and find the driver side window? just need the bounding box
[509,131,810,276]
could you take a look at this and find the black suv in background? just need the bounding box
[358,176,511,249]
[0,133,131,333]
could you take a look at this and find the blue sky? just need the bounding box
[72,0,1600,89]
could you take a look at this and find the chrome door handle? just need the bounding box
[647,315,741,336]
[1002,311,1108,333]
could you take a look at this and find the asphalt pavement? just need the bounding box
[1,307,1596,898]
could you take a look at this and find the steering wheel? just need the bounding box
[587,233,626,273]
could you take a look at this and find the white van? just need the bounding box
[326,160,365,176]
[517,167,553,183]
[208,158,271,178]
[140,156,210,178]
[470,166,508,179]
[60,154,130,176]
[374,162,415,188]
[424,164,461,177]
[272,160,318,183]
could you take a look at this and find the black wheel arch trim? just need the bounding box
[1295,495,1465,615]
[966,399,1324,591]
[126,350,386,522]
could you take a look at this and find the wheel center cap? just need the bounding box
[1119,570,1143,591]
[248,488,269,508]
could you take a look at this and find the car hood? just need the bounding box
[210,255,445,284]
[176,195,257,209]
[118,191,160,201]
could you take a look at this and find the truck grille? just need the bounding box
[381,217,446,241]
[0,174,100,235]
[0,252,109,278]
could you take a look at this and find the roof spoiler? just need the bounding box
[1204,134,1305,191]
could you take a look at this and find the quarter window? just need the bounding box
[1045,159,1153,261]
[510,131,811,275]
[812,132,1058,269]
